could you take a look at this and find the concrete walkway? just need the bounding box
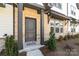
[27,49,43,56]
[19,44,44,56]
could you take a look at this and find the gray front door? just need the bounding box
[25,18,36,42]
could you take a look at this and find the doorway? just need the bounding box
[25,17,36,42]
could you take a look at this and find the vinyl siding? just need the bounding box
[0,4,13,38]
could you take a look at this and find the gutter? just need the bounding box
[51,10,70,20]
[28,3,45,9]
[24,3,45,10]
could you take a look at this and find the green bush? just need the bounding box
[57,35,64,42]
[47,32,56,51]
[74,34,79,38]
[5,35,18,56]
[63,34,71,40]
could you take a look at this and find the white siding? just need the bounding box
[51,3,67,16]
[51,3,79,34]
[0,4,13,38]
[68,3,78,19]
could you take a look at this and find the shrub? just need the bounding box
[77,34,79,38]
[74,34,79,38]
[57,35,63,42]
[63,35,68,40]
[67,34,70,39]
[68,34,79,39]
[47,31,56,51]
[69,34,79,39]
[69,35,73,39]
[63,34,72,40]
[5,35,18,56]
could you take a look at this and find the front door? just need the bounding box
[25,18,36,42]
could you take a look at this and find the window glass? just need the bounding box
[71,28,73,32]
[60,28,63,33]
[50,20,63,33]
[71,28,75,32]
[53,3,62,9]
[73,28,75,32]
[56,27,59,33]
[58,3,62,9]
[71,5,76,16]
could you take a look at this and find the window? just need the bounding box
[56,27,59,33]
[50,27,54,33]
[58,3,62,9]
[50,20,63,33]
[71,10,74,15]
[71,10,76,16]
[71,28,75,32]
[53,3,62,9]
[56,23,59,26]
[73,28,75,32]
[60,28,63,33]
[71,5,76,16]
[71,28,73,32]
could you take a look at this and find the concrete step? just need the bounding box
[26,41,36,46]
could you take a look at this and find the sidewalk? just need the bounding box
[27,49,43,56]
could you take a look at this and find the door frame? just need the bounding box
[25,17,37,42]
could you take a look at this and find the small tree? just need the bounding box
[5,35,18,56]
[47,31,56,51]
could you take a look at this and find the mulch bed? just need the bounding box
[0,49,27,56]
[40,46,58,56]
[40,46,49,56]
[0,49,6,56]
[40,39,79,56]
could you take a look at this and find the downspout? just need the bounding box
[67,3,69,39]
[67,3,68,34]
[13,3,15,37]
[40,9,44,45]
